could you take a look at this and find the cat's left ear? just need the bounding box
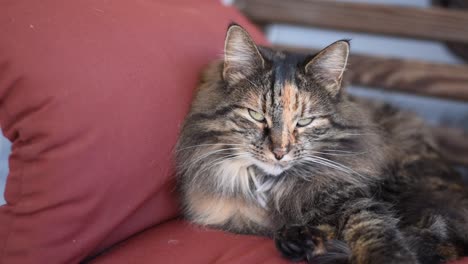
[305,40,349,96]
[223,24,265,84]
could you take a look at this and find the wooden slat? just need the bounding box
[235,0,468,43]
[433,0,468,62]
[274,45,468,102]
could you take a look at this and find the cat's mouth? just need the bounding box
[251,159,291,176]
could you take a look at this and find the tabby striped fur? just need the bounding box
[175,24,468,264]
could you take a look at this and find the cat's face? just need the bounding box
[222,74,339,176]
[177,25,362,182]
[216,25,351,176]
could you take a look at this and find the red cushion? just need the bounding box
[89,219,291,264]
[0,1,266,263]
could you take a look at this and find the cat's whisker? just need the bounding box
[299,154,364,180]
[175,143,244,152]
[306,155,363,177]
[182,148,243,170]
[199,152,251,173]
[308,150,367,157]
[206,153,249,169]
[305,149,368,156]
[186,148,241,167]
[321,149,365,154]
[294,161,329,180]
[291,168,315,182]
[301,158,352,175]
[297,159,362,185]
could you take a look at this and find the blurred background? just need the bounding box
[1,0,467,204]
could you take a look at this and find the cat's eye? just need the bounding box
[297,118,314,127]
[248,109,265,122]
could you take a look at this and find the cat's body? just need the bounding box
[175,25,468,264]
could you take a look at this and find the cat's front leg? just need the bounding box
[275,224,350,264]
[340,198,419,264]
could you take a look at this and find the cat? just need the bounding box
[175,24,468,264]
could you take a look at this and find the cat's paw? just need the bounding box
[275,225,317,262]
[275,225,350,263]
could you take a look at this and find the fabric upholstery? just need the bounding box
[90,219,291,264]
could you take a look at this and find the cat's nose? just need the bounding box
[273,148,288,160]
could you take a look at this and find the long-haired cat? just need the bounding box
[175,24,468,264]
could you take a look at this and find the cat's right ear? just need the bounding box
[223,24,265,84]
[305,40,349,97]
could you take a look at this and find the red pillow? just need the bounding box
[0,1,266,263]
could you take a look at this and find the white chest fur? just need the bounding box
[214,160,274,207]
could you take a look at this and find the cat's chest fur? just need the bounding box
[184,152,370,234]
[215,160,279,208]
[185,161,276,231]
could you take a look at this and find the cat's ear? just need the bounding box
[305,40,349,96]
[223,24,265,84]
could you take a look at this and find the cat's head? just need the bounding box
[177,24,375,182]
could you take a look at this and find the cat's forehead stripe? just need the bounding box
[269,57,300,149]
[273,59,296,93]
[271,58,300,112]
[281,81,298,147]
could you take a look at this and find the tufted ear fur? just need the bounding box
[305,40,349,96]
[223,24,265,84]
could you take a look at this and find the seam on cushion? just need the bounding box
[0,105,25,263]
[0,160,24,264]
[0,76,23,141]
